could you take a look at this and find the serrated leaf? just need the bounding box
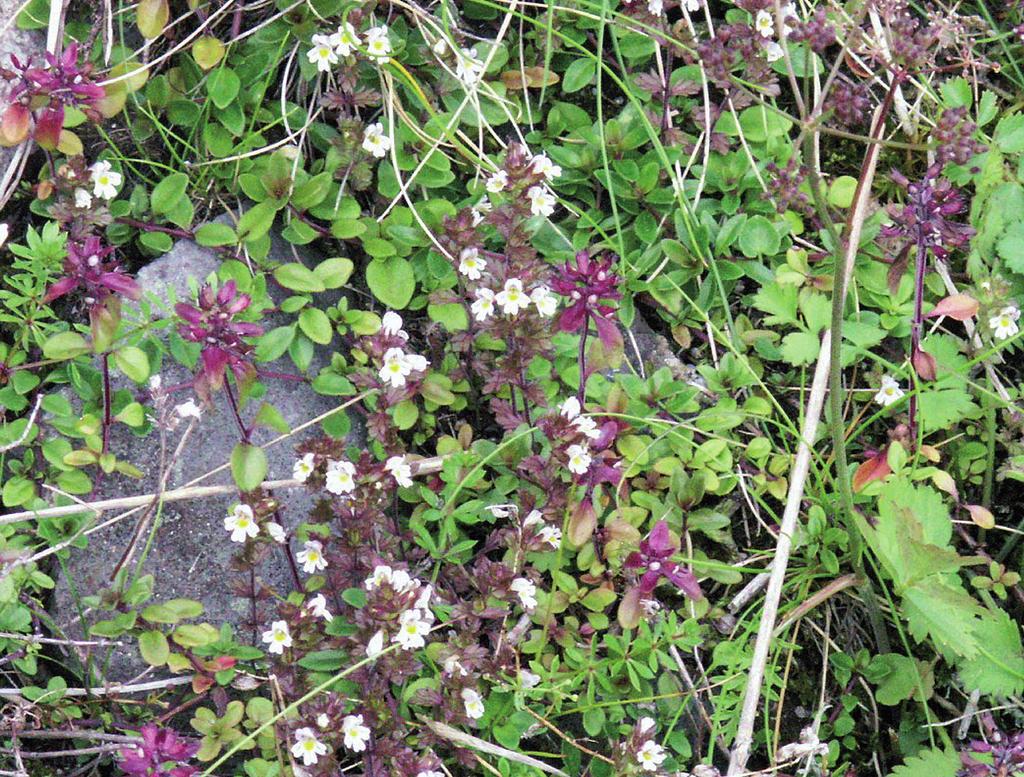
[902,578,985,660]
[957,611,1024,695]
[888,748,959,777]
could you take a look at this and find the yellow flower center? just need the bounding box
[303,740,316,751]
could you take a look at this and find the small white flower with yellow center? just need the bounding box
[362,122,391,159]
[636,740,666,772]
[90,160,122,200]
[527,185,556,217]
[365,565,394,590]
[392,609,431,650]
[531,153,562,180]
[537,525,562,549]
[341,715,371,751]
[325,458,357,495]
[496,278,528,316]
[764,40,785,62]
[385,455,414,487]
[265,522,286,544]
[531,285,558,317]
[485,170,508,193]
[510,577,537,610]
[874,375,904,407]
[297,540,328,574]
[366,629,385,658]
[471,288,496,322]
[459,247,486,280]
[293,452,316,483]
[306,593,333,622]
[224,504,258,543]
[364,25,392,62]
[74,188,92,208]
[519,668,541,688]
[755,9,774,37]
[990,304,1020,341]
[333,22,361,56]
[455,47,485,85]
[306,34,339,73]
[262,620,292,655]
[471,198,492,225]
[462,687,486,719]
[291,727,327,765]
[566,444,592,475]
[390,568,415,592]
[378,347,429,388]
[381,310,408,339]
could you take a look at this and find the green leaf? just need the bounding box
[141,599,204,624]
[957,611,1024,695]
[194,222,237,246]
[114,346,150,383]
[298,307,333,345]
[427,302,469,332]
[231,443,267,492]
[365,257,415,309]
[738,216,781,258]
[42,331,89,360]
[274,262,325,293]
[255,325,296,363]
[297,650,347,671]
[779,331,820,366]
[237,200,279,243]
[206,67,240,109]
[341,588,367,607]
[138,630,170,666]
[903,578,986,660]
[2,476,36,507]
[887,748,959,777]
[996,220,1024,274]
[151,172,189,217]
[828,176,858,208]
[253,403,290,434]
[562,59,595,93]
[314,257,354,288]
[994,113,1024,153]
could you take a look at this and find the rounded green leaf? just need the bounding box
[206,68,240,110]
[138,630,170,666]
[365,257,415,309]
[298,307,333,345]
[273,262,325,293]
[194,222,237,247]
[42,331,90,360]
[114,346,151,383]
[738,216,781,258]
[231,443,267,492]
[151,173,189,217]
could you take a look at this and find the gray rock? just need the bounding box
[49,220,357,682]
[0,1,44,181]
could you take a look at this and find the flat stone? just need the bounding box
[0,1,44,180]
[49,219,357,682]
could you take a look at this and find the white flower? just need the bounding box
[414,583,433,612]
[389,568,415,592]
[385,455,414,487]
[647,0,663,14]
[640,598,661,616]
[175,399,202,419]
[262,620,292,655]
[365,565,394,590]
[636,740,667,772]
[537,525,562,549]
[573,414,601,440]
[90,160,122,200]
[455,46,485,85]
[293,452,316,483]
[486,504,514,518]
[444,654,468,676]
[873,375,904,407]
[381,310,407,338]
[0,223,7,249]
[531,154,562,180]
[560,396,581,420]
[462,687,486,719]
[683,0,701,11]
[471,288,496,321]
[566,444,592,475]
[366,630,386,658]
[519,668,541,688]
[523,509,544,528]
[417,771,444,777]
[495,278,529,316]
[342,714,371,752]
[365,25,392,62]
[764,41,785,62]
[265,522,286,544]
[754,9,774,37]
[510,577,537,610]
[531,285,558,317]
[392,609,431,650]
[333,22,361,56]
[527,185,556,217]
[362,122,391,158]
[297,540,328,573]
[306,593,333,622]
[638,717,656,733]
[291,727,327,766]
[379,347,429,388]
[317,713,330,728]
[990,304,1020,341]
[432,36,449,55]
[485,170,508,193]
[325,459,357,494]
[224,504,258,543]
[74,188,92,208]
[471,198,492,225]
[306,34,339,73]
[459,247,486,280]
